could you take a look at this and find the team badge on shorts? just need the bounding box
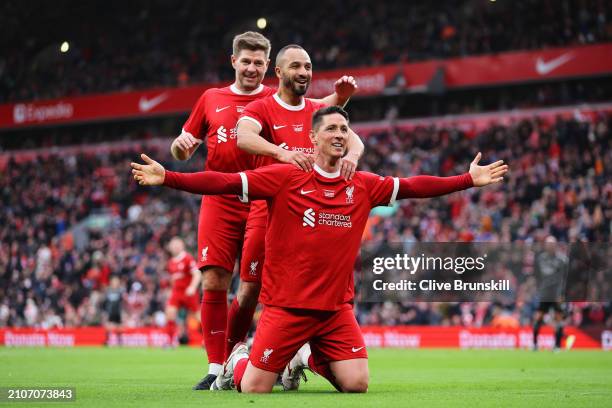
[249,261,258,276]
[201,246,209,262]
[260,348,273,364]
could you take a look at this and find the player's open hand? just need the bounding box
[340,152,359,181]
[277,149,315,172]
[131,154,166,186]
[334,75,358,103]
[468,152,508,187]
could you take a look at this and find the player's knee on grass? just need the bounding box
[330,359,369,393]
[236,281,261,309]
[337,372,368,393]
[201,266,231,291]
[239,363,277,393]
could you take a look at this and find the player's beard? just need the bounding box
[283,75,310,96]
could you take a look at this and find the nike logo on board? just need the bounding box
[138,93,168,112]
[535,53,574,75]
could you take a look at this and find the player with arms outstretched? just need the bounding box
[170,32,358,389]
[132,106,508,393]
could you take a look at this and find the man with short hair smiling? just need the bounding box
[131,106,508,393]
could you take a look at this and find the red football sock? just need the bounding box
[165,319,177,345]
[234,357,249,393]
[225,298,257,359]
[308,355,342,392]
[201,290,227,365]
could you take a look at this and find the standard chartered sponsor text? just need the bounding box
[318,212,352,228]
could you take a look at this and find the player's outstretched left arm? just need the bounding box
[313,76,358,108]
[396,153,508,199]
[468,152,507,186]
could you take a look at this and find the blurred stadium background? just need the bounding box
[1,0,611,353]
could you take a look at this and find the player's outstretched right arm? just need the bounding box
[131,153,242,195]
[131,154,290,199]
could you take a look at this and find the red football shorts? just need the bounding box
[197,195,250,271]
[249,304,367,373]
[239,201,267,282]
[168,290,200,313]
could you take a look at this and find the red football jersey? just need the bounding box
[238,93,327,169]
[181,84,275,172]
[237,163,399,311]
[167,252,198,292]
[238,94,327,219]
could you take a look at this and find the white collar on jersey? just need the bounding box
[314,164,341,179]
[273,92,305,111]
[230,83,264,95]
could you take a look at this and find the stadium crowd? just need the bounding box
[1,112,610,330]
[0,145,202,328]
[2,0,611,102]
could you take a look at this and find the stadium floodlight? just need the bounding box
[257,17,267,29]
[60,41,70,53]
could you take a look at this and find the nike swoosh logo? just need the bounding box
[300,189,315,195]
[535,53,574,75]
[273,124,286,130]
[352,347,364,352]
[138,93,168,112]
[210,330,225,335]
[215,106,230,113]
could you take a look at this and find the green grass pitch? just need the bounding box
[1,347,611,407]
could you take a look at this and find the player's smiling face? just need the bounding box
[277,48,312,96]
[310,113,349,159]
[232,49,269,91]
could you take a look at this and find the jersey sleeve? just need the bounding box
[360,172,399,208]
[237,99,266,135]
[239,164,293,202]
[181,91,209,140]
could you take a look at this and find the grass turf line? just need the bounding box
[1,347,611,408]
